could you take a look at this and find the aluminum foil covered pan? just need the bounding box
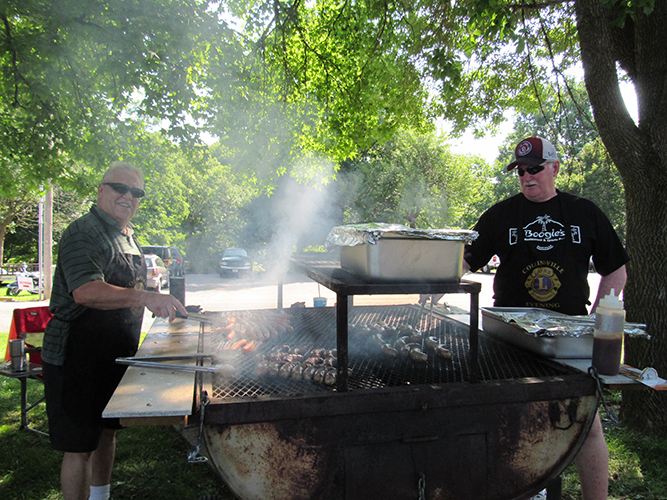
[481,307,648,358]
[325,223,478,248]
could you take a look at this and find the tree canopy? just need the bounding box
[2,0,666,430]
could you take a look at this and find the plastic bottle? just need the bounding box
[591,289,625,375]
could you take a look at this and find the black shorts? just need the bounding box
[42,362,123,453]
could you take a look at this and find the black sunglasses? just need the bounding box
[103,182,145,198]
[517,164,546,177]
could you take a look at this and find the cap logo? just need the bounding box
[517,140,534,157]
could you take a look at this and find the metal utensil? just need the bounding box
[413,299,428,330]
[419,295,436,350]
[184,312,218,323]
[427,295,435,332]
[116,351,241,374]
[116,358,219,374]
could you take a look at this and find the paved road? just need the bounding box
[1,271,600,333]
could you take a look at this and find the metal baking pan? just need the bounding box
[481,307,593,359]
[340,237,465,281]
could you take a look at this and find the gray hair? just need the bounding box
[102,161,144,187]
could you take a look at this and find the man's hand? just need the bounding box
[145,292,188,323]
[73,280,188,322]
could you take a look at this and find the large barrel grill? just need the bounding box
[108,257,599,500]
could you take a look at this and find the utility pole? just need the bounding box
[38,186,53,300]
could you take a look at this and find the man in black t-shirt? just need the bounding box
[468,137,628,500]
[467,185,628,316]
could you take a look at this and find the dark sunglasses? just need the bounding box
[103,182,145,198]
[517,164,546,177]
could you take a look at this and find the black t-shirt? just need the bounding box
[465,191,629,315]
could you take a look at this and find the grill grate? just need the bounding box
[209,306,565,400]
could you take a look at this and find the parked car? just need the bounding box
[220,248,252,277]
[141,245,186,277]
[144,254,170,291]
[482,255,500,273]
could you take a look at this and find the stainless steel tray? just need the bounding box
[340,238,464,281]
[481,307,593,359]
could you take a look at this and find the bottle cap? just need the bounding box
[599,288,624,310]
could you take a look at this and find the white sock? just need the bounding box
[89,484,110,500]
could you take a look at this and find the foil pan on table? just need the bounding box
[481,307,647,359]
[325,223,478,248]
[485,308,648,338]
[325,223,477,281]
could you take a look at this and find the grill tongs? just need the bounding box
[415,295,435,337]
[116,352,240,375]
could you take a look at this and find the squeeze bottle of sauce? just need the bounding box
[591,289,625,375]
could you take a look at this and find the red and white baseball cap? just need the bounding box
[506,137,560,171]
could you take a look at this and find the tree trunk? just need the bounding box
[576,0,667,434]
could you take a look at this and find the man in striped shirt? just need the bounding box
[42,162,188,500]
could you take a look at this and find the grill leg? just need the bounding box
[546,476,562,500]
[469,290,479,383]
[335,292,349,392]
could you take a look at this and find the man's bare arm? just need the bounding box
[591,265,627,313]
[72,280,188,322]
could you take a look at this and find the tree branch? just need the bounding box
[0,14,20,108]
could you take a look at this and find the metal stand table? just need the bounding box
[289,256,482,390]
[0,362,47,435]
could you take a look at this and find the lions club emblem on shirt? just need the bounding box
[525,266,561,302]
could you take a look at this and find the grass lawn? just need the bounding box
[0,326,235,500]
[2,326,667,499]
